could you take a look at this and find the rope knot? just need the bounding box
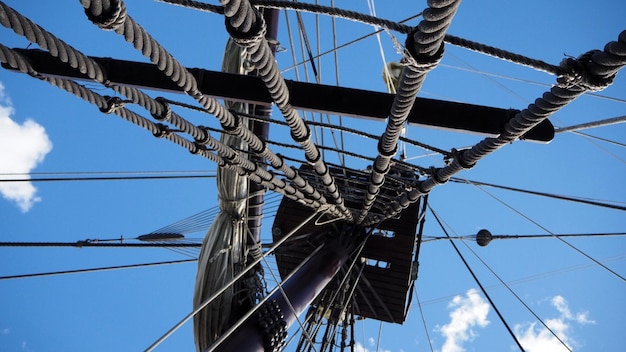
[428,167,447,185]
[189,141,206,155]
[194,125,212,144]
[224,8,266,48]
[99,96,131,114]
[557,50,616,91]
[222,110,243,134]
[84,0,127,31]
[451,148,475,169]
[152,97,172,121]
[152,123,171,138]
[404,28,445,71]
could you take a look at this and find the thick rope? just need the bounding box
[0,0,329,214]
[158,0,564,76]
[374,31,626,224]
[356,0,461,224]
[235,108,451,158]
[0,42,331,214]
[77,0,339,218]
[0,2,107,83]
[219,0,353,221]
[0,2,310,209]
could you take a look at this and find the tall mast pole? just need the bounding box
[214,239,350,352]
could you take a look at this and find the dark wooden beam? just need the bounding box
[5,48,554,142]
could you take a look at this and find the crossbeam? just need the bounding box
[5,49,554,142]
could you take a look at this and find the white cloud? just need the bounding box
[355,342,369,352]
[438,288,490,352]
[552,295,594,325]
[0,82,52,212]
[515,295,594,352]
[354,340,391,352]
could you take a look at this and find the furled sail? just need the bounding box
[193,38,260,351]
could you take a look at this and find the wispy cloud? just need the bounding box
[355,338,392,352]
[0,82,52,212]
[515,295,594,352]
[355,342,369,352]
[438,288,490,352]
[552,295,594,324]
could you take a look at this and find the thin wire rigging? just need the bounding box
[432,212,571,351]
[0,259,197,281]
[415,289,435,352]
[145,208,338,351]
[429,206,526,351]
[450,177,626,211]
[467,178,626,282]
[1,1,620,348]
[458,238,572,351]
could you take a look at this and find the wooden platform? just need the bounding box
[272,165,423,323]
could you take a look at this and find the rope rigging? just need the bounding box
[421,232,626,244]
[555,114,626,133]
[1,1,624,351]
[418,253,626,308]
[282,12,423,74]
[218,0,352,221]
[2,0,570,229]
[154,95,452,163]
[0,27,335,217]
[433,220,599,351]
[3,0,620,227]
[159,0,569,76]
[376,31,626,224]
[357,0,461,224]
[83,0,345,217]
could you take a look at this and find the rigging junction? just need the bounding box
[0,0,624,351]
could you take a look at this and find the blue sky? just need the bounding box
[1,1,624,351]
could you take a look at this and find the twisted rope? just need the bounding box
[78,0,339,217]
[443,34,562,75]
[159,0,564,76]
[0,38,326,214]
[168,98,450,159]
[82,0,127,30]
[356,0,461,224]
[220,0,353,221]
[374,30,626,223]
[0,2,107,83]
